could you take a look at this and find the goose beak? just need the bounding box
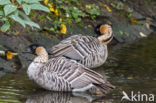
[6,51,18,60]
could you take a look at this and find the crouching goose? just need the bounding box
[48,22,113,68]
[24,43,115,93]
[0,50,18,60]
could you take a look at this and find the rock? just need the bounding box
[131,12,145,19]
[112,20,153,43]
[67,24,94,36]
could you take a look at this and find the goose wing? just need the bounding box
[41,57,115,92]
[48,35,100,61]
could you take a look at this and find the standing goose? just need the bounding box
[24,43,115,93]
[48,22,113,68]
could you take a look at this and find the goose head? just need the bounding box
[24,43,47,56]
[0,50,18,60]
[95,22,113,45]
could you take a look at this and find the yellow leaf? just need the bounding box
[85,5,91,9]
[104,4,112,12]
[54,9,59,16]
[44,0,48,5]
[130,19,139,24]
[59,18,63,22]
[48,3,53,8]
[49,7,55,12]
[60,24,67,34]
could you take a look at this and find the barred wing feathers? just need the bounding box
[39,57,115,92]
[48,35,102,61]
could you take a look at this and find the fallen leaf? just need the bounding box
[104,4,112,12]
[88,25,92,28]
[48,3,53,8]
[59,18,63,22]
[49,7,55,12]
[44,0,48,5]
[139,32,147,37]
[127,76,134,80]
[145,23,150,29]
[54,9,59,16]
[130,19,139,24]
[85,5,91,9]
[60,24,67,34]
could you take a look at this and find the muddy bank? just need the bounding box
[0,0,156,77]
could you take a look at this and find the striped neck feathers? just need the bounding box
[34,47,48,63]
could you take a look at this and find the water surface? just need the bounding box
[0,35,156,103]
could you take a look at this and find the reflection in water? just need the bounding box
[26,91,71,103]
[26,91,110,103]
[0,72,113,103]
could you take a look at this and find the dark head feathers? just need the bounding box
[24,43,46,54]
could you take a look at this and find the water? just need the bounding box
[0,35,156,103]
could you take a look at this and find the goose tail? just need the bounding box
[93,81,115,94]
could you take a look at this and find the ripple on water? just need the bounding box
[0,72,37,103]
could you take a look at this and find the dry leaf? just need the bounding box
[145,23,150,29]
[49,8,55,12]
[88,25,92,28]
[85,5,91,9]
[44,0,48,5]
[130,19,139,24]
[60,24,67,34]
[104,4,112,12]
[127,76,134,80]
[139,32,147,37]
[54,9,59,16]
[59,18,63,22]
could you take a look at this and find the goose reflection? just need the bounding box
[26,90,110,103]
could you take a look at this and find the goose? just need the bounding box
[0,50,18,60]
[48,22,113,68]
[24,43,115,93]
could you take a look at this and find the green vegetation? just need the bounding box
[0,0,101,34]
[0,0,49,32]
[43,0,100,34]
[0,0,155,35]
[110,1,133,18]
